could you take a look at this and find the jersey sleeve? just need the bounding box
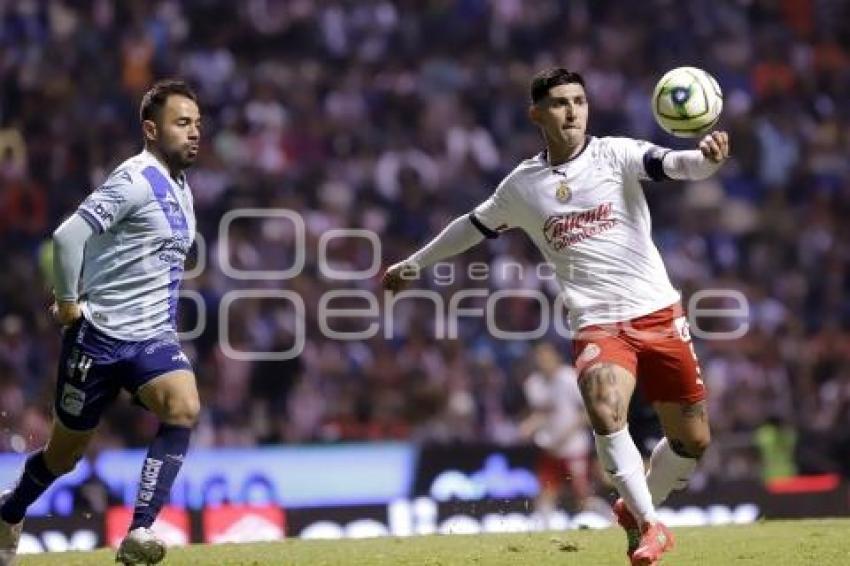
[608,137,672,182]
[471,175,520,238]
[77,169,148,233]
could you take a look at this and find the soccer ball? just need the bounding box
[652,66,723,137]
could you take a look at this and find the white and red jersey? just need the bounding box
[473,136,680,329]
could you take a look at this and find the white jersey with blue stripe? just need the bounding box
[75,149,196,341]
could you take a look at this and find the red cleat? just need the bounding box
[631,520,674,566]
[612,498,641,559]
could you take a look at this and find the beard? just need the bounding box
[164,145,198,171]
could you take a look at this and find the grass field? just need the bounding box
[18,519,850,565]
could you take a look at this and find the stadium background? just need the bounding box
[0,0,849,552]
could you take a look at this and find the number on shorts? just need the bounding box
[674,316,692,342]
[675,316,702,378]
[67,348,93,382]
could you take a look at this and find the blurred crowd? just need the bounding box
[1,0,849,483]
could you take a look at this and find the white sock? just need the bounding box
[595,427,657,525]
[646,437,698,506]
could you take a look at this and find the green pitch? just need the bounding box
[19,519,850,565]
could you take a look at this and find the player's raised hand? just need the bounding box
[382,261,417,293]
[698,131,730,163]
[50,300,82,326]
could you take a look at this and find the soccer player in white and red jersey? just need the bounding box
[383,67,730,566]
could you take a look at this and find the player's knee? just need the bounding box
[670,434,710,459]
[162,394,201,427]
[690,433,711,457]
[585,405,627,435]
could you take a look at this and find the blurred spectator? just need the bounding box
[754,415,798,482]
[519,342,591,524]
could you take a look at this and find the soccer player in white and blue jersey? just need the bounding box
[0,80,201,565]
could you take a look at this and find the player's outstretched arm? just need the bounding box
[662,131,730,180]
[51,214,95,325]
[382,214,485,292]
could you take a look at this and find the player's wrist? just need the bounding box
[397,257,421,271]
[701,151,726,165]
[57,302,82,317]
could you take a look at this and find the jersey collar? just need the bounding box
[141,149,188,189]
[540,135,593,168]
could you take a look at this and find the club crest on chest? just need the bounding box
[555,181,572,203]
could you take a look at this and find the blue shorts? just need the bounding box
[55,318,193,431]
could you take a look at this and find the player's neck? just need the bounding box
[145,145,183,181]
[546,136,587,167]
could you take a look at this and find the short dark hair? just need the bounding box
[530,68,586,103]
[139,79,198,124]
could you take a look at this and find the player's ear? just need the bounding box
[142,119,158,143]
[528,104,541,125]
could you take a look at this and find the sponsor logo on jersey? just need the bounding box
[91,202,114,224]
[542,202,617,250]
[156,233,192,266]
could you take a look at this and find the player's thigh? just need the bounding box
[574,329,639,433]
[135,369,200,425]
[43,418,97,474]
[653,401,711,458]
[125,337,199,425]
[577,362,637,434]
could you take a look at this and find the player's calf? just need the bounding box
[669,435,709,460]
[129,367,198,534]
[128,423,192,533]
[0,421,93,549]
[42,422,96,476]
[655,401,711,460]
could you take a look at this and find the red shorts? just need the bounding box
[572,303,706,404]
